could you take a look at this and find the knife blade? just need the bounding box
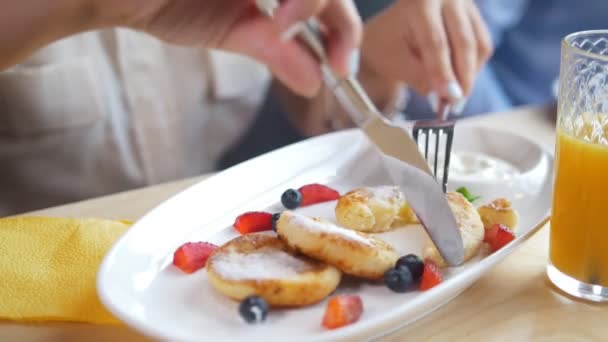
[382,155,465,266]
[325,74,433,175]
[323,74,464,266]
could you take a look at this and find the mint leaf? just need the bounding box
[456,187,481,203]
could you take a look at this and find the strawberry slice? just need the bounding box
[485,223,515,252]
[484,224,499,243]
[233,212,273,234]
[322,295,363,329]
[298,184,340,206]
[173,242,218,274]
[419,260,443,291]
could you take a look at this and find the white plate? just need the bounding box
[98,126,553,342]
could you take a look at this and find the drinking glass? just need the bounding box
[549,30,608,302]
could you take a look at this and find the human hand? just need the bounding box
[361,0,493,116]
[107,0,362,97]
[273,57,402,137]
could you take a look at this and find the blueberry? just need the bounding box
[239,295,269,324]
[396,254,424,280]
[271,213,282,231]
[281,189,302,209]
[384,267,413,293]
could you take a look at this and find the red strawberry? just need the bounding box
[233,212,273,234]
[298,184,340,206]
[322,295,363,329]
[484,224,499,243]
[419,260,443,291]
[173,242,218,274]
[485,223,515,252]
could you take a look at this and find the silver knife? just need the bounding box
[326,71,464,266]
[322,68,434,175]
[255,3,464,266]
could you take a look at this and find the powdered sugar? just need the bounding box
[368,186,404,202]
[211,248,317,281]
[286,212,372,246]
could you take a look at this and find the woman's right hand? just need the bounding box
[361,0,493,116]
[1,0,362,98]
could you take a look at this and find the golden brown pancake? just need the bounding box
[335,186,417,232]
[206,232,341,307]
[423,192,485,267]
[276,211,398,280]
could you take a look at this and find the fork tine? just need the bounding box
[411,119,455,193]
[433,129,440,177]
[424,130,429,160]
[442,128,455,193]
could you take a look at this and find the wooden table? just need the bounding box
[3,105,606,341]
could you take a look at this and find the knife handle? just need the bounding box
[295,20,385,127]
[323,72,385,126]
[254,0,385,127]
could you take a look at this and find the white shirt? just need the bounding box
[0,28,271,215]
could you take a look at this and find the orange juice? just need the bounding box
[551,128,608,286]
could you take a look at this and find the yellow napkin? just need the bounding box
[0,216,131,324]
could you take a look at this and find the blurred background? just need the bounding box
[1,0,606,216]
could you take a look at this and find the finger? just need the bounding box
[408,0,461,100]
[360,3,434,99]
[391,40,434,96]
[257,0,362,88]
[222,13,322,97]
[402,28,435,95]
[360,5,431,94]
[273,0,329,35]
[443,1,477,95]
[318,0,363,77]
[468,4,494,72]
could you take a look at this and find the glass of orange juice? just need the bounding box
[549,30,608,302]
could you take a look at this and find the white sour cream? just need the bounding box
[447,151,520,182]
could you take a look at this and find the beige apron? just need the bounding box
[0,28,270,215]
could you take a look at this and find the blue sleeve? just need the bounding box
[475,0,530,47]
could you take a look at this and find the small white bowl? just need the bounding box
[448,126,552,206]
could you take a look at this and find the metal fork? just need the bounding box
[255,0,456,191]
[411,112,456,193]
